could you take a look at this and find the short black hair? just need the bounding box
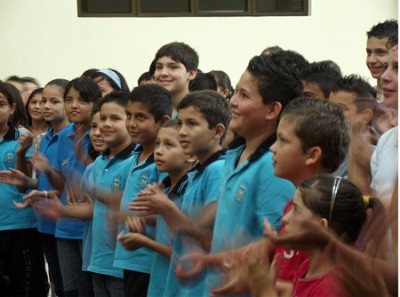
[137,71,153,85]
[281,97,350,173]
[367,20,398,39]
[246,54,304,110]
[128,84,172,122]
[177,90,231,142]
[155,42,199,72]
[331,75,376,99]
[99,91,128,110]
[301,61,343,98]
[189,72,217,92]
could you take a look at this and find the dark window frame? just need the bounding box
[77,0,309,17]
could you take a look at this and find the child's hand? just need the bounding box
[32,153,51,173]
[137,182,164,197]
[22,189,49,205]
[118,231,148,251]
[125,215,146,233]
[129,184,172,215]
[211,250,277,297]
[175,252,207,283]
[266,219,331,250]
[0,168,28,187]
[17,130,34,153]
[33,191,64,219]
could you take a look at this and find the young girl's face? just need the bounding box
[90,112,107,153]
[64,87,94,124]
[41,85,67,124]
[0,92,15,127]
[282,190,321,235]
[28,93,44,122]
[229,70,269,140]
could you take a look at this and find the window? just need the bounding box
[78,0,308,17]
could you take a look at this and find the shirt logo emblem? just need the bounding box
[4,151,15,167]
[236,183,247,202]
[112,174,123,191]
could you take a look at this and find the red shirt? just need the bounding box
[292,260,349,297]
[275,200,309,281]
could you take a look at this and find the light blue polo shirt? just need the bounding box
[54,123,88,239]
[35,126,67,234]
[113,146,167,273]
[0,126,36,231]
[206,135,295,296]
[88,143,136,278]
[81,162,95,272]
[147,175,189,297]
[164,150,226,297]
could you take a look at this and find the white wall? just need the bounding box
[0,0,397,88]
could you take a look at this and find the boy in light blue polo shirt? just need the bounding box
[114,84,172,297]
[128,90,230,297]
[87,92,136,296]
[204,54,303,296]
[119,120,194,297]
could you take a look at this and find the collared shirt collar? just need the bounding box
[229,133,277,163]
[162,173,189,196]
[3,126,19,141]
[102,143,136,160]
[192,149,226,172]
[133,145,155,163]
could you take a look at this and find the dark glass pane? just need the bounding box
[198,0,247,12]
[81,0,131,13]
[140,0,190,13]
[256,0,304,11]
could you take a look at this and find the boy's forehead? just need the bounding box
[127,101,151,113]
[178,105,204,119]
[278,116,296,132]
[366,36,389,48]
[156,55,182,65]
[159,126,179,137]
[329,90,358,104]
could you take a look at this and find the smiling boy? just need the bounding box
[153,42,198,114]
[114,84,172,297]
[366,20,398,101]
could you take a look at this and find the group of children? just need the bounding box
[0,18,397,297]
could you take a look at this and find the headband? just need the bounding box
[97,69,122,90]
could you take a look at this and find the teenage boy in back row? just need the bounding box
[153,42,199,115]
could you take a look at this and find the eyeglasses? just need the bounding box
[329,176,342,223]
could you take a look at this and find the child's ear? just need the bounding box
[221,88,230,99]
[158,115,171,126]
[305,146,322,166]
[265,102,282,120]
[186,154,197,164]
[360,108,374,125]
[214,123,225,139]
[188,69,197,81]
[320,218,329,228]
